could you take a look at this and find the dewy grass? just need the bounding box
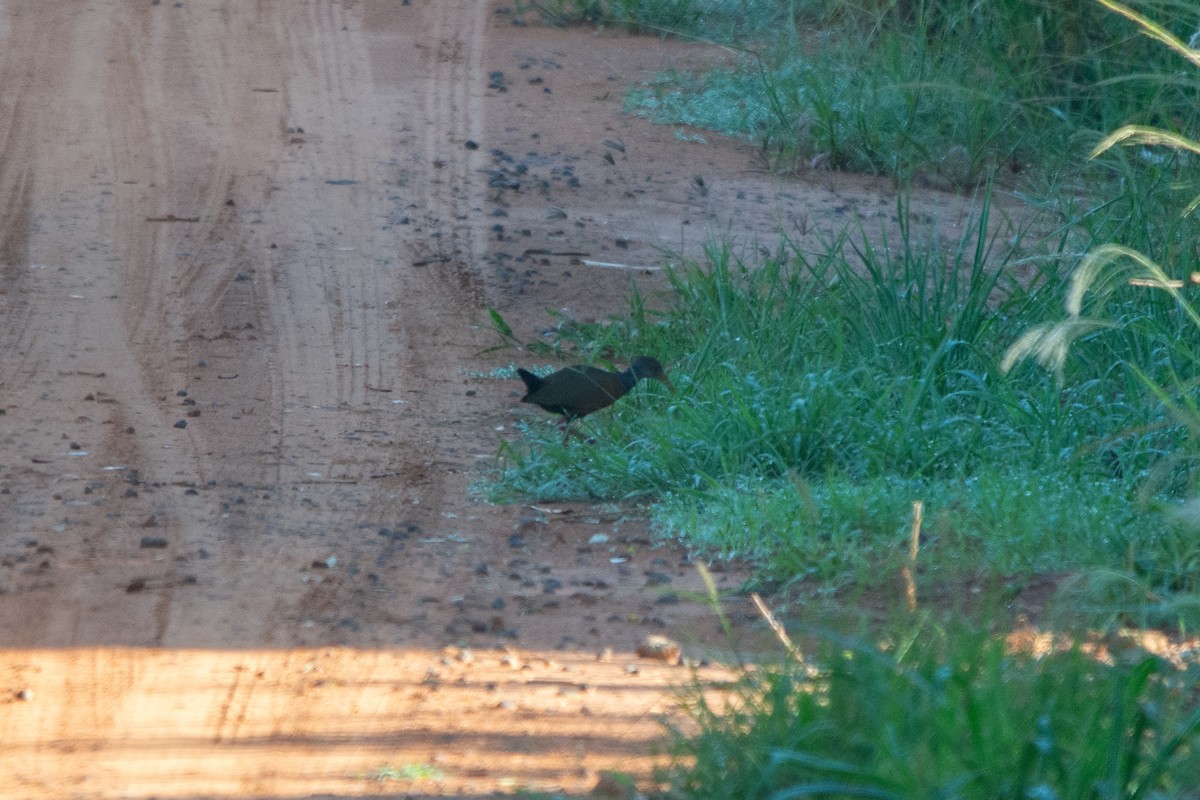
[620,0,1200,185]
[488,194,1199,601]
[626,42,1026,183]
[490,6,1200,610]
[652,468,1149,589]
[666,620,1200,800]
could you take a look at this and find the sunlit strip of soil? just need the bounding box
[1,647,737,799]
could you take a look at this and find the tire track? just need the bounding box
[0,4,60,392]
[0,1,213,646]
[410,0,491,305]
[0,0,497,648]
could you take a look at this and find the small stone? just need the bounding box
[636,634,682,665]
[644,571,671,587]
[173,419,187,429]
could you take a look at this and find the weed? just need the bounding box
[614,0,1200,188]
[365,762,446,783]
[665,620,1200,799]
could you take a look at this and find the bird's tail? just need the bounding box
[515,368,543,393]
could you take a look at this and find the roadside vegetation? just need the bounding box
[492,0,1200,795]
[666,618,1200,799]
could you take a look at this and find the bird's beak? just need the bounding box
[655,374,676,393]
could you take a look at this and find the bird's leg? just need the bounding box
[557,417,590,445]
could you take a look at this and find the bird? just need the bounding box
[516,355,674,443]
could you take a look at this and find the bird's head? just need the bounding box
[630,355,676,392]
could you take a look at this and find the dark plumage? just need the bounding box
[516,355,674,441]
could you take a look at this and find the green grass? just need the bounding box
[665,620,1200,800]
[486,190,1200,615]
[364,762,446,783]
[514,0,785,38]
[603,0,1200,188]
[653,470,1146,584]
[492,0,1200,692]
[484,3,1200,796]
[624,41,1029,185]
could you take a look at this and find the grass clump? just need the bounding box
[653,470,1148,588]
[996,3,1200,620]
[665,621,1200,799]
[488,193,1200,607]
[515,0,785,38]
[613,0,1200,186]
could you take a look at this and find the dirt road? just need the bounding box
[0,1,990,796]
